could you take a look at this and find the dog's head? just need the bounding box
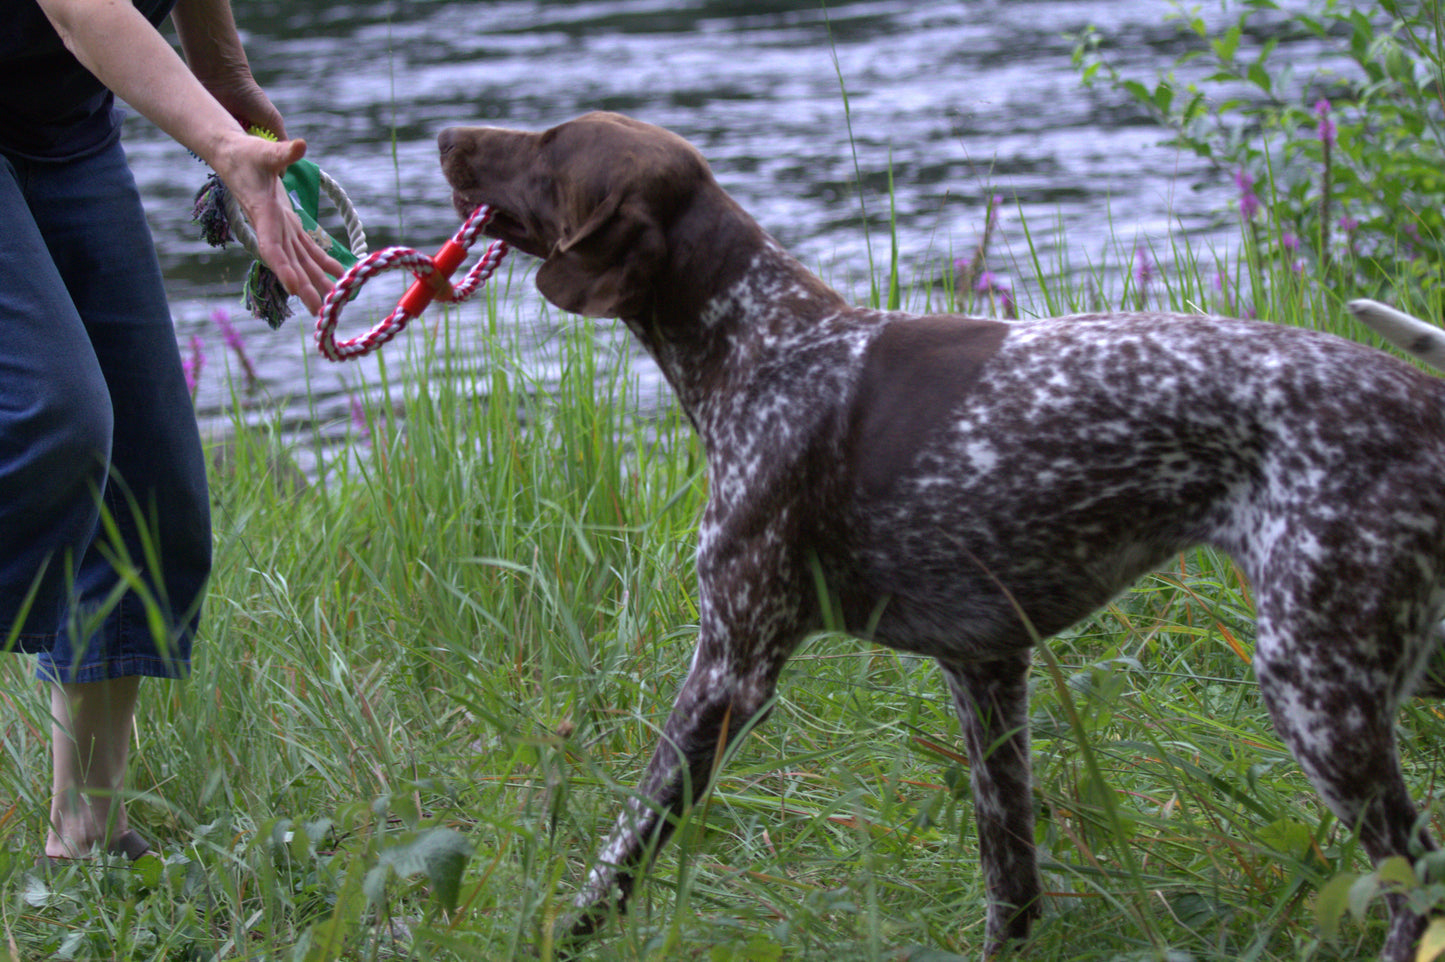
[438,111,713,319]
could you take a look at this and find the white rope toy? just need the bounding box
[223,167,368,265]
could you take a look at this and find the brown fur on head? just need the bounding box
[438,111,714,319]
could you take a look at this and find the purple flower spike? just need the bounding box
[183,334,205,397]
[1134,245,1155,286]
[1233,168,1261,221]
[349,395,372,445]
[973,270,1015,318]
[1314,98,1336,146]
[211,307,258,387]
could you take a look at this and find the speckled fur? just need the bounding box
[439,112,1445,960]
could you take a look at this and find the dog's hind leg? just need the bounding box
[1252,611,1434,962]
[939,654,1042,956]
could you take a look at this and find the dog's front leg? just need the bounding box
[938,654,1041,957]
[564,626,796,943]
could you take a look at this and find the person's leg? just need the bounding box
[0,155,113,653]
[47,677,141,857]
[31,138,211,686]
[0,149,126,856]
[10,138,211,854]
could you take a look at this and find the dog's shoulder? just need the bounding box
[844,314,1011,500]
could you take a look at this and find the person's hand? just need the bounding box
[183,29,339,314]
[210,131,345,316]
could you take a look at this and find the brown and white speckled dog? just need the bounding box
[438,111,1445,960]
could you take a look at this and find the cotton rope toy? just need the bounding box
[193,126,367,329]
[313,204,509,362]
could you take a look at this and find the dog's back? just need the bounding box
[805,311,1445,654]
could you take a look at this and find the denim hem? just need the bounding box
[34,652,191,684]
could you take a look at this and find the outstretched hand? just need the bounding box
[212,133,345,316]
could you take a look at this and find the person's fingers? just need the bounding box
[277,136,305,167]
[241,138,345,315]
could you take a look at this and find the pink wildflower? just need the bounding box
[1234,168,1261,221]
[349,395,371,446]
[974,270,1015,318]
[211,308,257,387]
[1134,245,1156,286]
[183,335,205,398]
[1314,98,1336,147]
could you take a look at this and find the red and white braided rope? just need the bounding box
[315,205,508,362]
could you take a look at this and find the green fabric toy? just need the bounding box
[192,127,361,329]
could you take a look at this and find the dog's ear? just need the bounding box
[536,189,666,319]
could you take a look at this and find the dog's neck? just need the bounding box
[627,190,851,432]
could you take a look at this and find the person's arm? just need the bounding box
[36,0,342,314]
[169,0,285,139]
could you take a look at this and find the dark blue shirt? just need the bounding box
[0,0,178,160]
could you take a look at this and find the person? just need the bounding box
[0,0,342,859]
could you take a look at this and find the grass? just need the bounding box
[2,208,1443,961]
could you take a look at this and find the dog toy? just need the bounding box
[192,126,366,329]
[313,204,508,361]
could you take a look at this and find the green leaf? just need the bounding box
[1257,817,1313,860]
[1315,871,1357,938]
[371,827,474,912]
[1121,79,1152,107]
[1212,25,1242,63]
[1418,917,1445,962]
[132,851,164,888]
[1153,82,1175,115]
[1246,60,1273,93]
[1348,871,1383,919]
[1377,854,1418,889]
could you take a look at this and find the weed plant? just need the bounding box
[1072,0,1445,301]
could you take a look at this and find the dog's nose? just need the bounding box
[437,127,460,158]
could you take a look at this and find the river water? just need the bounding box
[118,0,1330,445]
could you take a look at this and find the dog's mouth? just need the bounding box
[450,192,545,257]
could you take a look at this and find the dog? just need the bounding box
[438,111,1445,960]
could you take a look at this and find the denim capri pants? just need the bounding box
[0,135,211,682]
